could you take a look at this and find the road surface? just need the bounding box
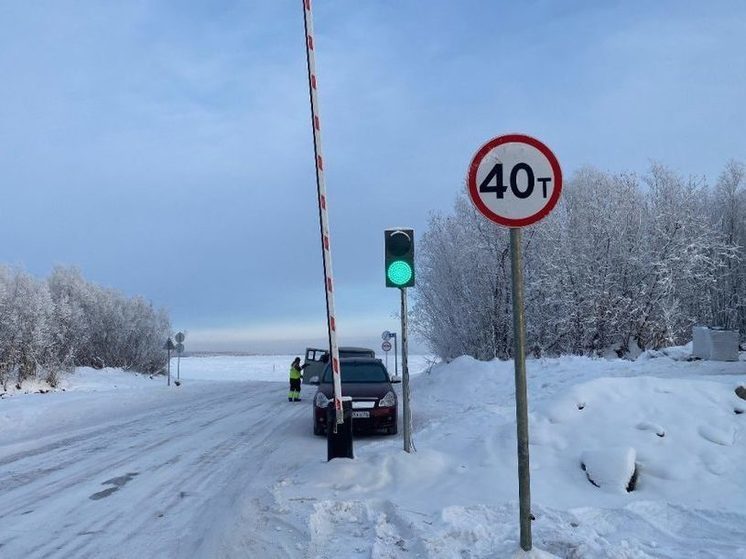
[0,381,323,558]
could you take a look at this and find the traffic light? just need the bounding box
[385,228,415,288]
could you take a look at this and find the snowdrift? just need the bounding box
[276,350,746,557]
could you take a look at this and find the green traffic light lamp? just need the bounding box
[387,260,413,286]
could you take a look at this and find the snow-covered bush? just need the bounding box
[0,265,171,389]
[414,162,745,359]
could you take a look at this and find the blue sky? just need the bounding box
[1,1,744,352]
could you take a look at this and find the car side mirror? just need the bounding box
[390,377,401,384]
[308,376,320,385]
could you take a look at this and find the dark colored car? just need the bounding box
[311,358,398,436]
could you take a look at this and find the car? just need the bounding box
[310,357,399,436]
[302,346,376,384]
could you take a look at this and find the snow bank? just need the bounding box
[273,349,746,557]
[638,341,693,361]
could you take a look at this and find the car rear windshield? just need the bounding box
[323,364,388,383]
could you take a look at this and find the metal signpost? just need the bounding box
[466,133,562,552]
[175,332,185,386]
[382,330,398,378]
[381,340,392,370]
[163,338,176,387]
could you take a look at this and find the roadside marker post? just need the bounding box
[466,133,562,552]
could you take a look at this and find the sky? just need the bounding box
[1,0,744,353]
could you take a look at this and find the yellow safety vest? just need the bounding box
[289,365,302,380]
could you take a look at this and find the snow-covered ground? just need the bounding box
[173,354,435,383]
[0,349,744,558]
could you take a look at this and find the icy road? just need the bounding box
[0,380,320,558]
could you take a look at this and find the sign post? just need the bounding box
[163,338,176,387]
[382,330,398,378]
[381,339,392,371]
[466,133,562,552]
[175,332,185,386]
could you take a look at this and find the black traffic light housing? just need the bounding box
[385,228,415,288]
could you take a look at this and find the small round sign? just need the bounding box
[467,134,562,228]
[381,330,392,341]
[381,340,392,352]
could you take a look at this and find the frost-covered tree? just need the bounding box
[0,268,54,389]
[0,265,171,390]
[414,162,743,360]
[708,160,745,332]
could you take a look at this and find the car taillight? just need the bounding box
[378,391,396,408]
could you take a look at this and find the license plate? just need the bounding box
[352,411,370,419]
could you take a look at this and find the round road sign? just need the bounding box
[381,330,392,341]
[381,340,392,352]
[467,134,562,228]
[175,332,185,343]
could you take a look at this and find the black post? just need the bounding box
[327,399,353,460]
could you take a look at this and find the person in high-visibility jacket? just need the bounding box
[288,357,305,402]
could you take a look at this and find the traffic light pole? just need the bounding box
[400,288,412,453]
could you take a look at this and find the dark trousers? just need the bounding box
[289,378,301,400]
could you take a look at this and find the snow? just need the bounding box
[172,353,435,383]
[579,447,636,492]
[1,347,745,557]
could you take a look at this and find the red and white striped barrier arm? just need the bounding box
[302,0,344,425]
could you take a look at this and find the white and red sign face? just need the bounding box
[467,134,562,228]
